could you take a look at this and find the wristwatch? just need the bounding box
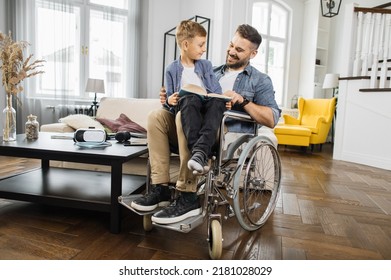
[240,97,250,108]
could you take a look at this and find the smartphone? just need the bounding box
[123,141,147,146]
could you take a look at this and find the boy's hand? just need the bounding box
[160,87,167,104]
[168,92,180,106]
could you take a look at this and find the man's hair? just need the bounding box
[236,24,262,49]
[176,20,207,46]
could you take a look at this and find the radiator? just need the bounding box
[46,104,91,119]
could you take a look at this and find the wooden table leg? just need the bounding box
[110,161,123,233]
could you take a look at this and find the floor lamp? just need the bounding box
[322,73,339,143]
[85,78,105,116]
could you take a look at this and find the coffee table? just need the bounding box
[0,132,148,233]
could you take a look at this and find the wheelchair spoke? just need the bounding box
[233,138,281,231]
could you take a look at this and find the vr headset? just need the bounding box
[74,128,107,143]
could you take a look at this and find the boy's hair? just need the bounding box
[176,20,207,46]
[236,24,263,49]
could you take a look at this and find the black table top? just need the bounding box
[0,132,148,164]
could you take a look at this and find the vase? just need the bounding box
[2,94,17,142]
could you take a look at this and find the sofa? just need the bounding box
[41,97,162,134]
[40,97,178,177]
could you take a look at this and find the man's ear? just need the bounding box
[250,49,258,59]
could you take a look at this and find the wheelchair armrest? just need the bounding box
[222,110,255,123]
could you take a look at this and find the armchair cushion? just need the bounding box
[283,114,300,125]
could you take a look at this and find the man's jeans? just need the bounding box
[147,108,198,192]
[179,95,226,157]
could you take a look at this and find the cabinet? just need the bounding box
[299,0,330,99]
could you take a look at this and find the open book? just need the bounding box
[179,84,232,102]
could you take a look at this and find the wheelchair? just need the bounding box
[119,110,281,259]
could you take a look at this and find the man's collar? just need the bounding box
[221,63,251,75]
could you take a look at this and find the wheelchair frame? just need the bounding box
[119,110,282,259]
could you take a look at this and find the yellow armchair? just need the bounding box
[274,97,336,150]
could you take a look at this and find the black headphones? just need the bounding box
[115,131,131,143]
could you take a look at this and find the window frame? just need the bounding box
[31,0,132,100]
[247,0,291,106]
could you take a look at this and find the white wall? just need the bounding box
[332,2,391,171]
[334,79,391,170]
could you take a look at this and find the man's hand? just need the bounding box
[223,90,244,106]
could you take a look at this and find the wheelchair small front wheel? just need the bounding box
[208,219,222,259]
[232,136,281,231]
[143,214,153,231]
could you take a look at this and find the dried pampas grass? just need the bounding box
[0,31,45,97]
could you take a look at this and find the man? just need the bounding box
[131,24,281,225]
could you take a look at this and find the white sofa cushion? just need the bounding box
[96,97,162,129]
[59,114,105,130]
[41,122,75,133]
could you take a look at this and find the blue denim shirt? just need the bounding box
[164,58,222,113]
[214,64,281,133]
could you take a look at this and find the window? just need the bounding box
[249,0,290,106]
[34,0,132,99]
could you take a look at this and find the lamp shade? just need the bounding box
[323,73,340,89]
[85,78,105,94]
[320,0,342,18]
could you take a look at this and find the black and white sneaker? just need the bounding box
[151,195,201,224]
[131,185,171,211]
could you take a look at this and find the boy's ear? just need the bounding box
[182,40,189,50]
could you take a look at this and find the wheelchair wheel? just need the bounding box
[232,136,281,231]
[208,219,223,260]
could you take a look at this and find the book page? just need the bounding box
[179,84,232,101]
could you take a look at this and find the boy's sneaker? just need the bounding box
[131,184,171,211]
[151,195,201,224]
[188,151,209,174]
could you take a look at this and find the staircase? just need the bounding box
[344,3,391,91]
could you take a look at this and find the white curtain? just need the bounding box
[9,0,41,132]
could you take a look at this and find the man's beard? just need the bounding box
[226,53,247,69]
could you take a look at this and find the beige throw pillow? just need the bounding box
[60,114,105,130]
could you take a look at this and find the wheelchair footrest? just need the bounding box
[118,194,163,216]
[152,214,204,233]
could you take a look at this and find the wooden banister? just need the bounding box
[354,7,391,14]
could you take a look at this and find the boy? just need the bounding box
[164,20,227,174]
[131,20,227,223]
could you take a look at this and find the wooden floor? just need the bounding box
[0,143,390,260]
